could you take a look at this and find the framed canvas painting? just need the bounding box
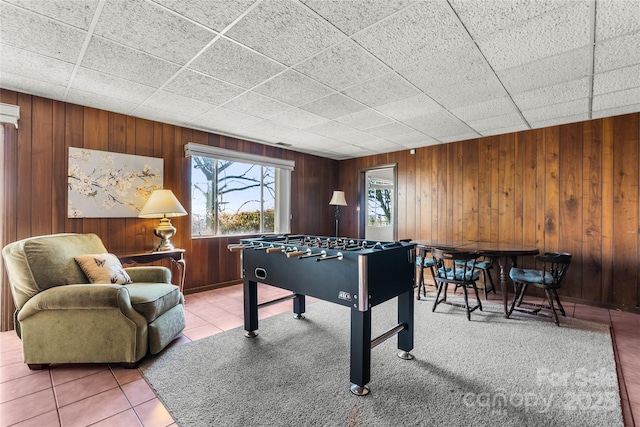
[68,148,163,218]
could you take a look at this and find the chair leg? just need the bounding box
[432,281,445,312]
[508,283,523,318]
[483,268,496,298]
[472,283,483,311]
[551,289,566,317]
[516,283,529,307]
[462,286,471,321]
[544,289,560,326]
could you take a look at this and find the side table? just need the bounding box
[118,249,186,294]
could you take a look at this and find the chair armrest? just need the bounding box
[18,284,134,321]
[125,266,171,284]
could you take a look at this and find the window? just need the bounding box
[367,177,393,227]
[185,143,293,237]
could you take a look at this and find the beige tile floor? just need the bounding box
[1,282,638,427]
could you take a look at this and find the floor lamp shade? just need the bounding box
[329,191,347,238]
[139,189,188,251]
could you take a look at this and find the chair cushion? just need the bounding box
[75,253,132,284]
[509,268,553,285]
[437,267,479,281]
[124,283,182,323]
[454,259,492,269]
[416,256,435,267]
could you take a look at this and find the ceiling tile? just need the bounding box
[592,103,640,119]
[253,70,333,107]
[81,37,181,87]
[425,74,508,109]
[478,2,591,71]
[522,98,590,123]
[142,90,216,117]
[342,73,419,108]
[306,121,357,139]
[528,112,590,129]
[94,1,215,65]
[241,120,299,139]
[299,93,367,120]
[355,139,402,151]
[404,110,477,139]
[328,144,376,156]
[365,122,415,139]
[225,0,345,66]
[593,64,640,95]
[0,45,74,86]
[222,91,291,119]
[0,71,67,101]
[398,43,493,90]
[268,108,330,129]
[72,67,156,103]
[195,107,262,131]
[593,31,640,73]
[383,130,436,147]
[67,89,138,116]
[4,0,99,29]
[374,94,443,122]
[301,0,413,35]
[335,109,394,130]
[592,87,640,112]
[0,2,86,63]
[294,40,389,91]
[438,131,481,143]
[152,0,255,32]
[334,129,378,144]
[595,0,640,42]
[497,46,591,94]
[479,123,530,137]
[189,37,285,89]
[467,113,527,133]
[449,0,572,39]
[512,77,590,111]
[353,1,470,69]
[164,69,245,106]
[450,97,519,122]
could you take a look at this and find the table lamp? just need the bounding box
[329,190,347,238]
[139,189,188,251]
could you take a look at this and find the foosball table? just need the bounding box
[228,234,416,395]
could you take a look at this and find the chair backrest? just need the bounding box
[534,252,572,287]
[431,248,481,284]
[2,233,108,309]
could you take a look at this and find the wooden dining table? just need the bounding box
[414,240,540,317]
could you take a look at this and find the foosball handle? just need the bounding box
[286,251,305,258]
[266,247,284,254]
[227,245,245,252]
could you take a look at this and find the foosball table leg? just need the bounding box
[349,308,372,396]
[293,294,306,319]
[244,279,258,338]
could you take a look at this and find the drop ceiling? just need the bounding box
[1,0,639,160]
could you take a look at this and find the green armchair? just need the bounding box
[2,233,186,369]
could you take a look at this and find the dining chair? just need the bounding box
[507,252,572,326]
[431,248,483,321]
[454,256,495,299]
[416,251,436,300]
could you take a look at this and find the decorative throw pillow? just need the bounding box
[74,253,132,284]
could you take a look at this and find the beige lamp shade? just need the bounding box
[329,190,347,206]
[139,189,187,251]
[139,189,187,218]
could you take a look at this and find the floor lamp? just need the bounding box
[329,190,347,238]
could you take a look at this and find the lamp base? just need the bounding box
[153,217,177,252]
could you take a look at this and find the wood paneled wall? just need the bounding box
[339,114,640,312]
[0,90,338,330]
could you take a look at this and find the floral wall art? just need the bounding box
[68,148,163,218]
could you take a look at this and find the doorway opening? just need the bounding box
[359,166,397,242]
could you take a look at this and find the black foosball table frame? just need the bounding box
[229,235,416,395]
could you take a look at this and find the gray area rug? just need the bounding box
[140,295,623,427]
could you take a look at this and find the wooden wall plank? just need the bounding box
[582,120,603,302]
[611,115,639,308]
[31,97,53,236]
[558,122,583,298]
